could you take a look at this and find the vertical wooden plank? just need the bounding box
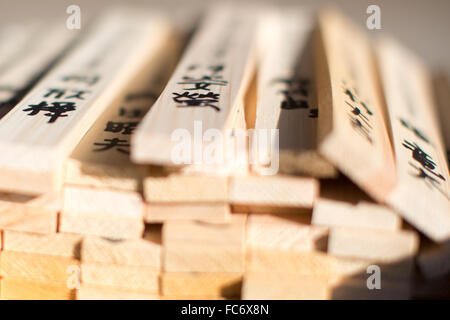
[252,8,336,177]
[377,38,450,242]
[0,10,171,195]
[315,9,396,202]
[132,6,257,174]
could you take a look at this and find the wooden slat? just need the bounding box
[59,185,144,239]
[0,192,59,234]
[145,203,230,223]
[0,251,79,283]
[163,214,246,273]
[1,278,74,300]
[144,167,228,203]
[65,30,180,192]
[432,73,450,166]
[3,230,81,258]
[161,272,242,297]
[252,8,336,177]
[80,263,159,293]
[315,9,396,202]
[76,285,158,300]
[132,6,257,174]
[327,227,419,262]
[0,10,171,195]
[230,175,318,208]
[312,179,401,231]
[376,38,450,242]
[80,226,161,268]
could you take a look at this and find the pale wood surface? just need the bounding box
[432,74,450,166]
[81,263,159,293]
[0,22,76,107]
[80,227,161,268]
[132,6,257,175]
[0,251,79,283]
[312,179,401,231]
[163,214,246,273]
[252,8,336,177]
[1,278,74,300]
[327,227,419,262]
[315,9,397,202]
[145,203,230,223]
[0,192,59,234]
[0,10,171,195]
[77,285,158,300]
[161,272,242,297]
[377,37,450,242]
[59,185,144,239]
[3,230,81,258]
[144,168,228,203]
[229,175,318,208]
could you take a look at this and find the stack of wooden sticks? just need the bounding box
[0,5,448,300]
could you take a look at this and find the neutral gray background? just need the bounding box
[0,0,449,74]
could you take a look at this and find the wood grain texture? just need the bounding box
[230,175,318,208]
[76,285,158,300]
[0,10,171,195]
[315,8,396,202]
[377,38,450,242]
[327,227,419,262]
[0,251,79,283]
[163,214,246,273]
[312,179,401,231]
[161,272,242,297]
[145,203,230,223]
[432,73,450,166]
[80,263,159,293]
[0,21,76,109]
[1,278,74,300]
[3,230,81,258]
[65,30,179,192]
[132,6,257,175]
[59,185,144,239]
[252,8,336,177]
[0,192,59,234]
[80,226,161,268]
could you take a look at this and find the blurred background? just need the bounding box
[0,0,449,75]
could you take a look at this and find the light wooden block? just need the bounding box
[132,6,257,175]
[81,263,159,293]
[0,192,59,234]
[0,10,171,195]
[230,175,318,208]
[1,278,74,300]
[242,273,330,300]
[162,272,242,297]
[80,226,161,268]
[65,29,179,193]
[328,227,419,262]
[59,185,144,239]
[417,241,450,279]
[3,230,81,258]
[432,73,450,166]
[315,9,396,202]
[145,203,230,223]
[0,251,79,284]
[144,170,228,203]
[77,285,158,300]
[247,214,328,252]
[377,37,450,242]
[163,214,246,273]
